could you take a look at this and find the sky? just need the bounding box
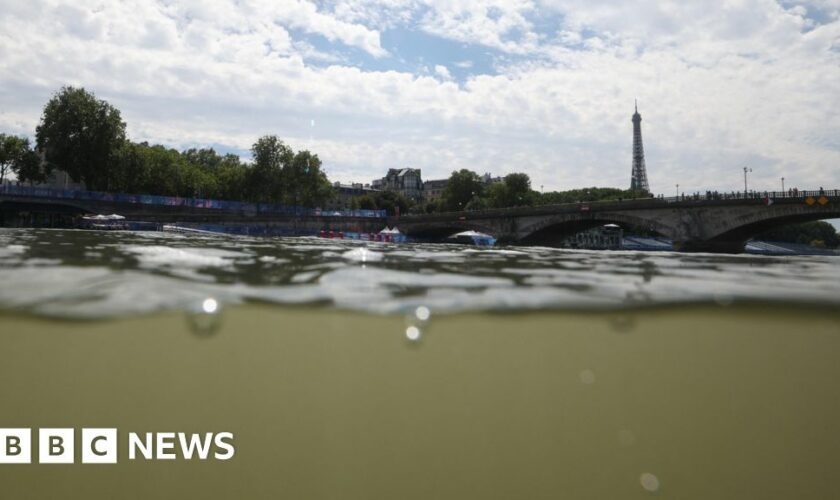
[1,0,839,200]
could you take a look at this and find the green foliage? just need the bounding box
[503,173,534,206]
[485,173,537,208]
[35,86,127,190]
[416,169,646,214]
[0,134,22,183]
[1,133,45,184]
[441,169,485,211]
[536,187,637,205]
[182,148,224,171]
[351,194,377,210]
[409,199,443,214]
[758,221,839,248]
[350,191,411,215]
[25,87,336,206]
[248,135,291,202]
[372,191,411,215]
[283,150,334,207]
[215,155,248,201]
[246,136,334,207]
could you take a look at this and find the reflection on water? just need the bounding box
[0,228,838,318]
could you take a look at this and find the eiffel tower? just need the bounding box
[630,100,650,193]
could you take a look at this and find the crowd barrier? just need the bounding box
[0,184,386,219]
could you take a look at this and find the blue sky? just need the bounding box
[1,0,839,227]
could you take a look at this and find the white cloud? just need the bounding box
[418,1,540,54]
[0,0,838,196]
[434,64,452,80]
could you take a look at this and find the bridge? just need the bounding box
[3,185,839,252]
[390,190,840,253]
[0,185,385,235]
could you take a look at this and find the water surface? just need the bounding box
[1,228,839,500]
[0,228,838,317]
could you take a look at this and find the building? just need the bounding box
[325,182,380,210]
[422,172,503,202]
[630,100,650,193]
[372,168,424,201]
[482,173,503,185]
[423,179,448,201]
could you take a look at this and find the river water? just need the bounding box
[1,228,839,499]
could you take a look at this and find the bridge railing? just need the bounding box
[0,184,387,219]
[394,188,840,221]
[661,189,839,203]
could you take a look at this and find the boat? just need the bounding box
[79,214,128,230]
[447,230,497,246]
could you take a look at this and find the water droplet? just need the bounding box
[579,369,595,385]
[405,325,422,342]
[414,305,431,323]
[640,473,660,492]
[187,297,222,337]
[403,305,430,344]
[202,298,218,314]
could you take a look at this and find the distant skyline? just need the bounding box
[1,1,839,201]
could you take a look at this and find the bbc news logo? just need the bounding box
[0,429,235,464]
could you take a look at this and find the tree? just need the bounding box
[248,135,292,202]
[0,134,47,185]
[503,173,535,206]
[758,221,839,248]
[182,148,224,171]
[484,182,508,208]
[141,144,182,196]
[485,173,536,208]
[536,187,635,205]
[13,147,46,185]
[373,190,411,215]
[35,86,127,190]
[0,134,29,184]
[441,169,484,211]
[113,142,150,193]
[215,155,248,201]
[410,199,442,214]
[282,150,334,207]
[351,194,377,210]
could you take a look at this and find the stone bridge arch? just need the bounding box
[515,211,678,244]
[693,205,840,251]
[396,220,506,241]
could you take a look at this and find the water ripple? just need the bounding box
[0,228,838,318]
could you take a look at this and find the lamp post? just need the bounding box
[675,184,679,198]
[743,166,752,194]
[781,177,785,193]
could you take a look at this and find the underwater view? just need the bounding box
[2,227,839,499]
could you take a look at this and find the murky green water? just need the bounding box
[1,228,839,499]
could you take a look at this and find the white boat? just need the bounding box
[447,230,497,246]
